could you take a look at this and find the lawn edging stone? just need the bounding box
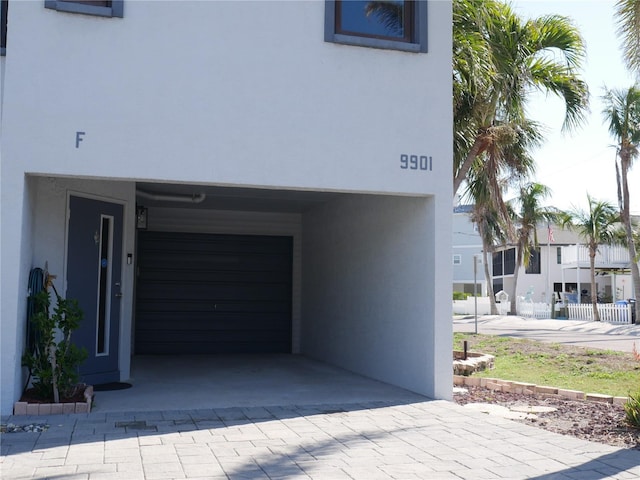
[453,375,629,404]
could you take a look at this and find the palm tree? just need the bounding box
[602,85,640,322]
[452,2,589,283]
[507,183,558,315]
[453,0,590,196]
[615,0,640,76]
[560,195,620,321]
[463,162,513,315]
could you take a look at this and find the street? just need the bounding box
[453,315,640,353]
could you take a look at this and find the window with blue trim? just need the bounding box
[325,0,427,53]
[45,0,123,18]
[1,0,7,56]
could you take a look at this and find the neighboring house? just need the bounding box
[492,224,634,305]
[0,1,453,414]
[452,211,635,309]
[452,204,487,296]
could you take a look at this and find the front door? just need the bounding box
[67,195,123,385]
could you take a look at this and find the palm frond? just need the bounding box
[615,0,640,75]
[364,1,404,35]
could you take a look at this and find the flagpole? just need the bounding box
[547,222,552,308]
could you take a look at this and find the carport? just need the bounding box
[129,182,446,400]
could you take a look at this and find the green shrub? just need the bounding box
[453,291,469,300]
[624,389,640,427]
[22,289,87,402]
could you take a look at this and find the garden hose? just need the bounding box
[26,267,45,353]
[24,267,45,394]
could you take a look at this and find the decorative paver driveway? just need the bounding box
[2,400,639,480]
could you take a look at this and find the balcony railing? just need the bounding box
[561,245,630,268]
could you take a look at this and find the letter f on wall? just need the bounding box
[76,131,85,148]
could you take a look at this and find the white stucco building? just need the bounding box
[0,1,453,414]
[452,204,487,296]
[451,207,635,316]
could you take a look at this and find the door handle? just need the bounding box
[115,292,123,298]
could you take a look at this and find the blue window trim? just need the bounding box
[1,0,7,56]
[45,0,123,18]
[324,0,427,53]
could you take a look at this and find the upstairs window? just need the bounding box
[45,0,123,18]
[492,251,503,277]
[325,0,427,53]
[525,248,541,274]
[503,248,516,275]
[1,0,7,55]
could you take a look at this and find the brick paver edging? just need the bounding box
[453,374,629,406]
[12,385,93,415]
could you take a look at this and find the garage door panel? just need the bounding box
[139,255,291,273]
[135,313,292,329]
[138,327,290,341]
[135,340,291,355]
[136,283,291,301]
[135,301,291,314]
[141,234,288,250]
[138,269,292,283]
[135,232,292,354]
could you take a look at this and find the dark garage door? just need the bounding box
[135,232,292,354]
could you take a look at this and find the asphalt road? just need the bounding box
[453,315,640,353]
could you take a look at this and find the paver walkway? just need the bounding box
[2,400,639,480]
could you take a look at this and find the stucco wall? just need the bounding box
[2,1,451,197]
[301,194,452,399]
[0,0,453,414]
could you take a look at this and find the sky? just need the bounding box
[509,0,640,215]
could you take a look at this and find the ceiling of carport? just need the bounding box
[135,182,345,213]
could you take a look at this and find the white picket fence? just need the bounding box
[566,303,633,323]
[452,297,509,315]
[456,298,634,324]
[517,302,551,319]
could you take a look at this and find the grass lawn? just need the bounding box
[454,333,640,397]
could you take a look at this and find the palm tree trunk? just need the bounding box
[454,134,485,195]
[509,261,521,315]
[483,248,499,315]
[509,243,525,315]
[620,163,640,323]
[590,248,600,321]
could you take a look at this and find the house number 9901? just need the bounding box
[400,154,432,171]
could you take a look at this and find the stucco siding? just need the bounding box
[0,0,453,414]
[2,1,451,197]
[301,194,452,398]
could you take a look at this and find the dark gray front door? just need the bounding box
[67,195,123,385]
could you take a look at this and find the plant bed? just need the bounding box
[454,383,640,450]
[13,384,93,415]
[18,278,90,416]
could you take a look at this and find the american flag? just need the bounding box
[548,224,555,243]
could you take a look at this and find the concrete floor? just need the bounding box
[92,354,428,413]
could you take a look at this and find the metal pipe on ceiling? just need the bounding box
[136,189,206,204]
